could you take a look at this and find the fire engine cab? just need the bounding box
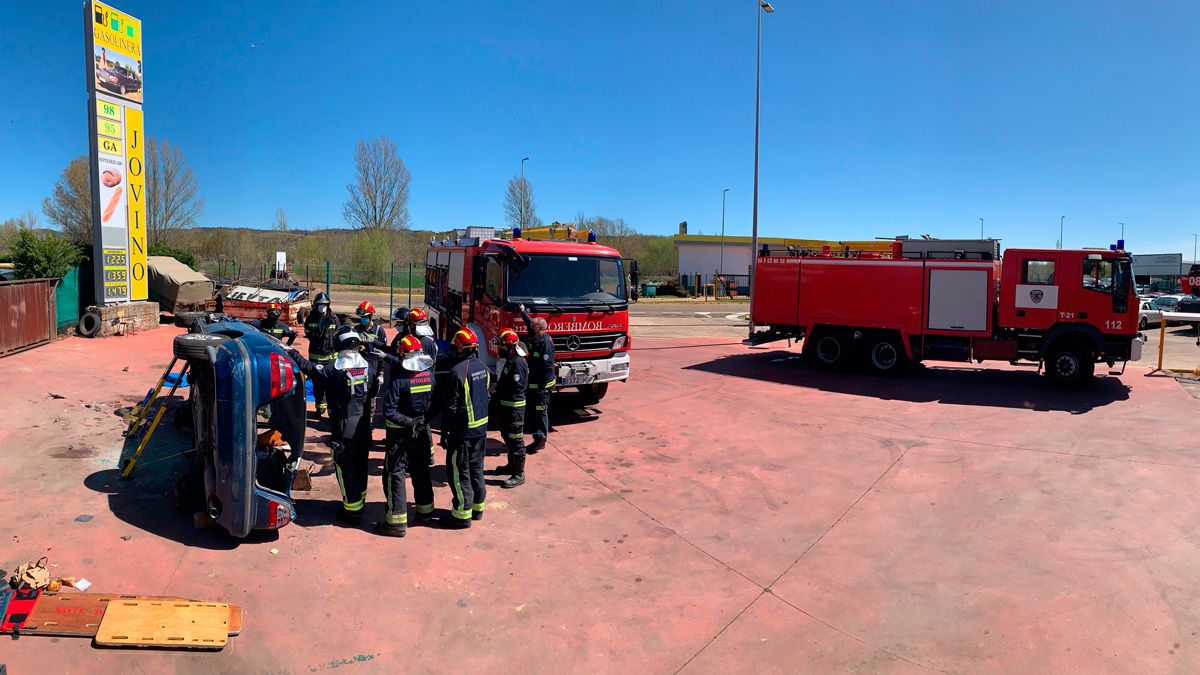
[748,238,1142,386]
[424,225,634,403]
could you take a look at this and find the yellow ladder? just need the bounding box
[122,359,190,478]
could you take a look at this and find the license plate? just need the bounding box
[562,375,593,386]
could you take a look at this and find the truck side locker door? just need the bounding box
[1007,253,1061,330]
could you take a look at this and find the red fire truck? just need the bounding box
[424,225,635,403]
[747,238,1143,386]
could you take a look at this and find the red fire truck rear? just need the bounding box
[747,238,1142,386]
[424,225,634,403]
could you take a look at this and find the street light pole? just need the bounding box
[520,156,530,229]
[1059,215,1064,249]
[979,217,984,239]
[749,0,773,338]
[720,188,730,276]
[1193,233,1197,265]
[1119,222,1125,241]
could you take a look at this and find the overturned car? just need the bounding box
[172,319,304,538]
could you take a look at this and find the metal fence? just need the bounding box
[1,278,57,357]
[195,258,425,290]
[679,273,751,298]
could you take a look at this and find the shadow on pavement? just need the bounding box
[686,350,1132,414]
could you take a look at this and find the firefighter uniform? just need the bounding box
[521,309,556,448]
[249,317,297,345]
[444,352,491,524]
[289,342,375,519]
[304,297,338,414]
[354,320,388,422]
[379,352,435,528]
[495,349,528,460]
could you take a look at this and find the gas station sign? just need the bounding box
[85,1,146,304]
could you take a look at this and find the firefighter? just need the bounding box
[249,303,297,345]
[403,308,439,360]
[303,292,337,418]
[354,301,388,423]
[519,304,555,453]
[389,307,411,345]
[287,326,376,523]
[372,336,436,537]
[490,328,528,488]
[441,328,490,528]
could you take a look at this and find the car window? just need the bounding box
[1022,259,1055,284]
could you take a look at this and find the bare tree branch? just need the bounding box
[146,137,204,243]
[504,176,540,230]
[41,156,92,246]
[343,135,411,230]
[273,208,289,231]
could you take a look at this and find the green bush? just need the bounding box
[10,228,82,280]
[148,241,197,267]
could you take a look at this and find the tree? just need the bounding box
[504,176,541,230]
[10,227,81,279]
[272,208,289,232]
[42,156,93,246]
[343,135,411,230]
[146,137,204,243]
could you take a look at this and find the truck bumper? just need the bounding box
[556,351,630,388]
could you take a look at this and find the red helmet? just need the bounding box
[398,335,423,354]
[494,328,520,346]
[266,303,282,319]
[406,308,428,324]
[356,301,376,317]
[451,328,479,350]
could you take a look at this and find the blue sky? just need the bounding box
[3,1,1198,257]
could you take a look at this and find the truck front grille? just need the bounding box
[551,331,624,353]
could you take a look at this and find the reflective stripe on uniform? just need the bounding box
[505,432,524,440]
[534,405,546,411]
[472,502,485,513]
[385,420,409,429]
[416,502,435,514]
[410,384,432,393]
[386,512,408,525]
[464,377,488,429]
[451,508,473,520]
[449,448,465,516]
[546,379,557,388]
[500,399,525,408]
[343,498,364,512]
[312,354,335,362]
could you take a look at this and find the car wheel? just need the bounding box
[119,84,127,95]
[1046,341,1094,387]
[173,332,231,361]
[805,330,848,370]
[579,382,608,405]
[866,334,907,375]
[1139,317,1148,330]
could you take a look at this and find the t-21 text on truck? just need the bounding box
[424,224,635,404]
[746,238,1142,386]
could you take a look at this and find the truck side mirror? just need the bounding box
[626,258,640,302]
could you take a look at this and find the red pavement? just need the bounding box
[0,326,1197,673]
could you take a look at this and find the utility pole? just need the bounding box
[1119,222,1125,241]
[520,156,531,229]
[979,217,984,239]
[749,0,774,338]
[720,188,730,276]
[1059,215,1064,249]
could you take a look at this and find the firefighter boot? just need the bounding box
[373,522,407,538]
[501,456,526,489]
[527,435,546,455]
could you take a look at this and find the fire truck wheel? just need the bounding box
[866,335,907,375]
[173,332,231,362]
[1046,341,1094,387]
[806,331,849,370]
[579,382,609,405]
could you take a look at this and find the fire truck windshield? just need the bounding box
[507,254,626,308]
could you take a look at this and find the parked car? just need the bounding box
[1137,300,1162,330]
[98,64,142,96]
[172,318,303,538]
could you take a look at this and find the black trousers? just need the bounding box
[445,434,486,520]
[332,435,369,513]
[310,354,334,409]
[525,386,551,439]
[383,425,434,525]
[503,407,526,457]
